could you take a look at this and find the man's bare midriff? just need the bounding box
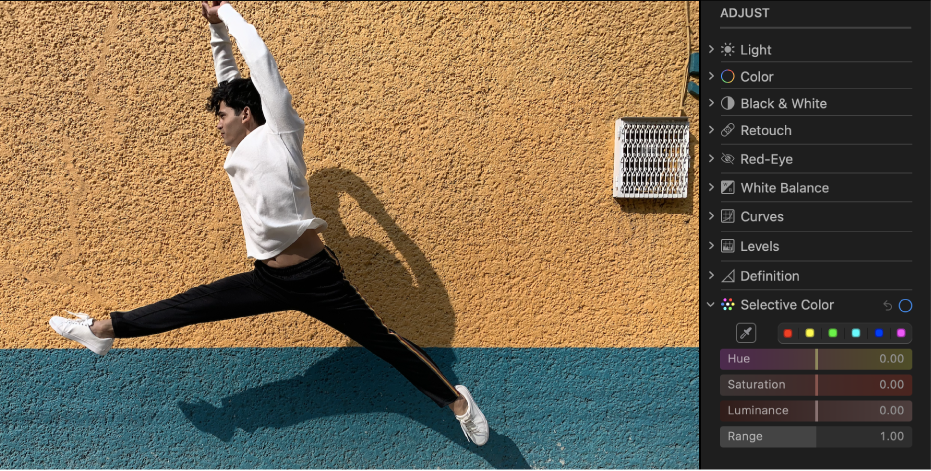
[260,228,326,268]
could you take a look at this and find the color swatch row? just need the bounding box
[777,323,912,345]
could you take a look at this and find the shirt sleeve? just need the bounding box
[210,22,241,83]
[217,3,304,134]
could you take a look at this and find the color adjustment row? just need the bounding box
[721,400,912,422]
[720,374,912,396]
[721,426,911,448]
[721,349,912,370]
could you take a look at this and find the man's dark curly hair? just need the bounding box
[206,78,266,125]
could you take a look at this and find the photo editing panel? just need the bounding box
[701,2,931,468]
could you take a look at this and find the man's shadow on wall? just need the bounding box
[179,167,529,469]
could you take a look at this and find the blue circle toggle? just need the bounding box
[899,299,913,313]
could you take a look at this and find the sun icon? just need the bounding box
[721,43,735,57]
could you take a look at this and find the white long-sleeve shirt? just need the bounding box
[211,4,327,260]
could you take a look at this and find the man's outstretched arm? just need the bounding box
[204,1,304,134]
[203,1,241,84]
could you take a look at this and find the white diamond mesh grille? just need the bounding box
[613,117,690,198]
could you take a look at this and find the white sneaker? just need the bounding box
[49,311,114,356]
[455,385,489,446]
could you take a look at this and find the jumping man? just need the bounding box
[48,1,489,446]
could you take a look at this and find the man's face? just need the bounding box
[215,101,251,147]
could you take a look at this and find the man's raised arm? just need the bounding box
[206,2,304,134]
[203,1,240,83]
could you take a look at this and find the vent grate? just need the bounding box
[613,117,690,198]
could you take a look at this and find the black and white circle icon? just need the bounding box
[720,96,735,110]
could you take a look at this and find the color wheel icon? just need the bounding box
[721,69,735,84]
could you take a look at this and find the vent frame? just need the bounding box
[613,117,690,198]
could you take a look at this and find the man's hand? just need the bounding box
[201,1,229,24]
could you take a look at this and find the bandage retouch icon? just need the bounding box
[721,123,735,137]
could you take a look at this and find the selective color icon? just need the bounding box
[721,298,736,311]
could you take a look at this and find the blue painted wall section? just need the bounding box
[0,348,697,469]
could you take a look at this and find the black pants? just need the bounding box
[110,246,461,408]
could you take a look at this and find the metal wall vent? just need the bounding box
[613,117,690,198]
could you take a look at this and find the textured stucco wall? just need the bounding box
[1,348,699,468]
[0,2,699,468]
[0,0,699,349]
